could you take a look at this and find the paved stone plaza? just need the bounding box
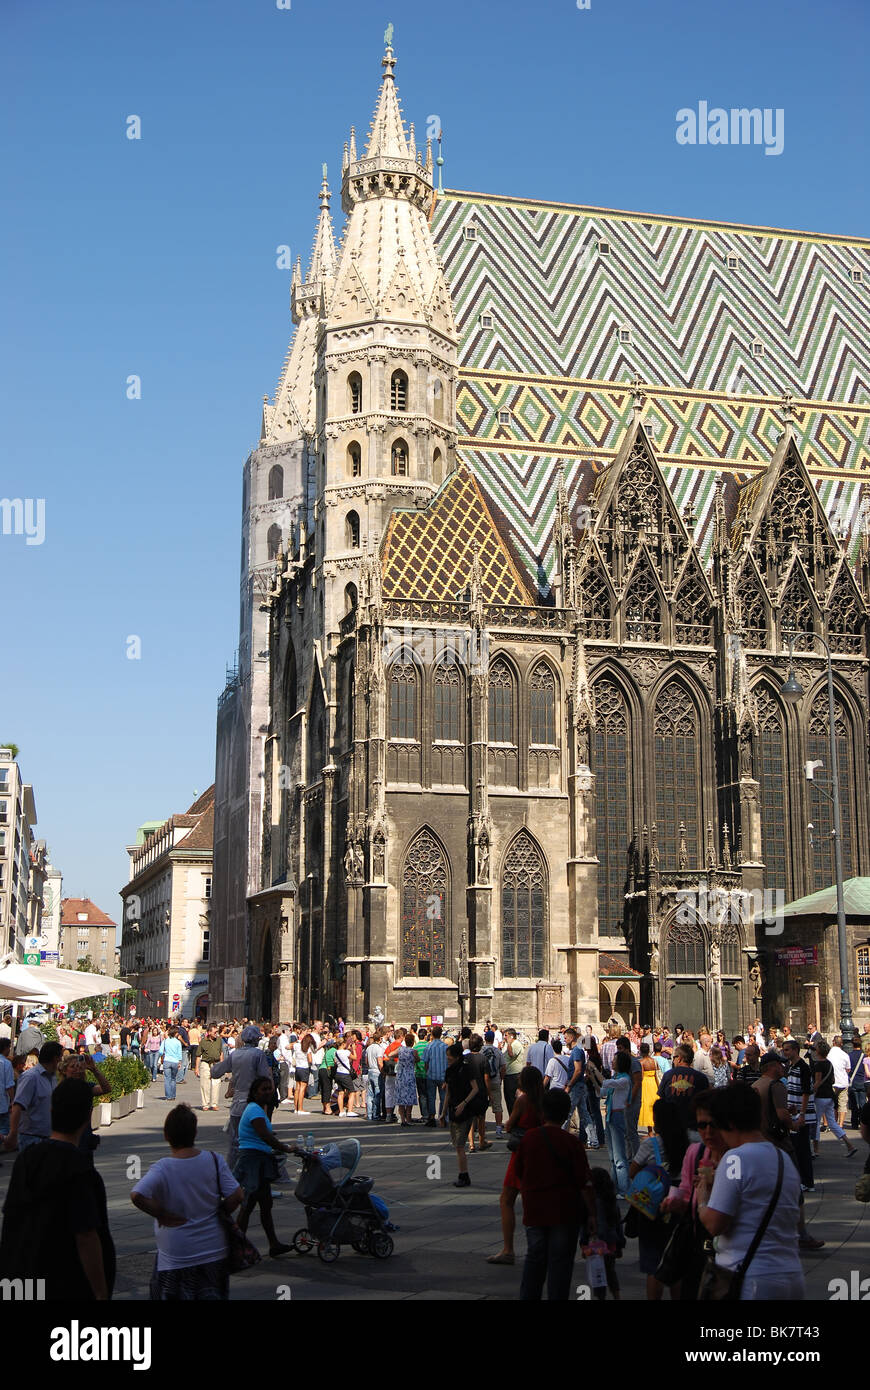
[2,1080,866,1301]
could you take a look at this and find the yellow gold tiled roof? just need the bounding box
[381,464,531,604]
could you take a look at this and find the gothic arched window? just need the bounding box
[432,378,444,421]
[348,372,363,415]
[391,370,409,412]
[755,687,789,894]
[488,658,515,743]
[389,655,418,740]
[268,465,283,500]
[348,442,362,477]
[779,564,816,651]
[344,583,358,613]
[808,691,856,891]
[401,830,448,978]
[826,566,864,655]
[654,683,701,868]
[267,524,282,561]
[736,565,768,648]
[593,678,630,939]
[501,831,547,977]
[666,918,705,975]
[580,567,612,639]
[529,662,556,745]
[391,438,409,476]
[345,511,360,549]
[625,558,662,642]
[432,447,442,480]
[674,567,712,644]
[721,924,741,977]
[433,659,462,742]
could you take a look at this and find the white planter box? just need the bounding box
[136,1088,144,1109]
[100,1102,112,1127]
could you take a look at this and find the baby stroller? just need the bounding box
[292,1138,395,1263]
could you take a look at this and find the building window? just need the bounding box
[498,409,511,424]
[721,926,741,976]
[433,659,462,741]
[431,379,444,421]
[464,225,477,241]
[808,692,855,892]
[390,370,408,412]
[857,946,870,1007]
[851,267,864,284]
[267,524,282,561]
[593,678,630,939]
[345,511,360,549]
[348,442,362,477]
[389,656,418,740]
[666,918,705,975]
[268,465,283,500]
[755,688,789,894]
[488,658,514,744]
[618,327,632,344]
[726,255,740,269]
[654,683,701,869]
[0,801,7,824]
[598,240,611,256]
[400,829,448,978]
[752,339,765,357]
[204,876,212,899]
[391,439,409,476]
[529,662,556,745]
[348,372,363,414]
[501,831,546,977]
[480,313,494,329]
[202,930,210,962]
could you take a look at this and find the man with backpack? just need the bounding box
[482,1029,506,1137]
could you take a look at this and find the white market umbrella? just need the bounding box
[0,958,130,1006]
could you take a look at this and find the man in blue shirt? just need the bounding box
[424,1025,448,1127]
[562,1027,593,1143]
[527,1030,554,1076]
[159,1029,184,1100]
[2,1042,62,1151]
[0,1038,16,1141]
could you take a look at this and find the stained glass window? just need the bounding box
[488,659,514,743]
[756,688,789,894]
[389,656,418,740]
[721,924,741,976]
[401,829,447,978]
[501,831,546,977]
[529,663,556,745]
[654,683,700,868]
[593,678,630,939]
[808,692,855,892]
[433,660,462,742]
[666,919,705,975]
[857,946,870,1008]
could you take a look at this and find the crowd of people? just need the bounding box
[1,1006,868,1302]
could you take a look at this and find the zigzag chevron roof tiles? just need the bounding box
[429,190,869,588]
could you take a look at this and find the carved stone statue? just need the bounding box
[749,960,763,1000]
[710,940,721,973]
[649,944,659,975]
[372,832,385,881]
[477,836,490,885]
[353,842,364,880]
[344,843,355,882]
[739,726,754,778]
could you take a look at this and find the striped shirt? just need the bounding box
[785,1059,816,1123]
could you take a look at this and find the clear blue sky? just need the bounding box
[1,0,866,933]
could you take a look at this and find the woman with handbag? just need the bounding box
[627,1098,688,1300]
[293,1032,315,1116]
[695,1082,804,1301]
[485,1066,545,1266]
[131,1103,243,1300]
[657,1092,729,1299]
[233,1077,294,1257]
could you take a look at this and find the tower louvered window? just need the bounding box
[654,683,700,868]
[593,679,630,939]
[501,832,546,977]
[391,370,408,412]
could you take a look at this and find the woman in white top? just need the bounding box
[333,1041,357,1116]
[698,1082,804,1301]
[131,1103,243,1301]
[292,1033,314,1116]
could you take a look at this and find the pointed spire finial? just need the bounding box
[678,821,689,871]
[436,127,444,192]
[348,125,357,161]
[319,164,330,208]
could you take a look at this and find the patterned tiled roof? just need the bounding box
[381,464,532,604]
[430,190,870,591]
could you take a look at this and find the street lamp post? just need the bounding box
[780,631,855,1037]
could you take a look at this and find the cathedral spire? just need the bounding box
[307,165,336,283]
[364,28,410,160]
